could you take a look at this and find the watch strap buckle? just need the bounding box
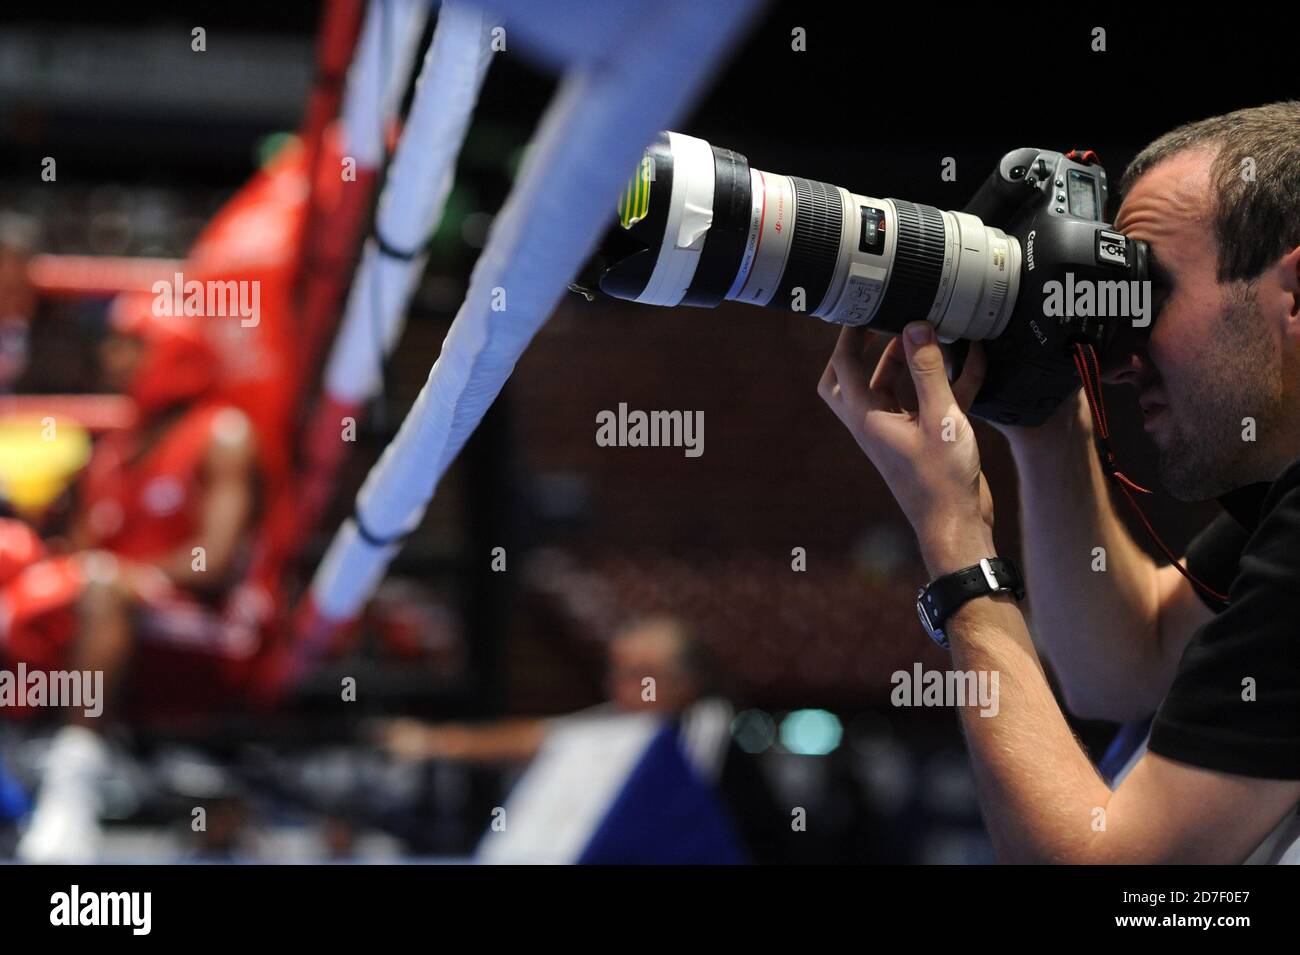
[978,557,1000,592]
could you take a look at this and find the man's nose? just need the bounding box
[1100,350,1147,387]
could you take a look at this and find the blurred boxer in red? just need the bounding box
[2,294,260,861]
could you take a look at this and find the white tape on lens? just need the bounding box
[637,132,716,306]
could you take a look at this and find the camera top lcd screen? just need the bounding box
[1067,170,1098,220]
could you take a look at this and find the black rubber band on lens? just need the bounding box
[680,146,751,307]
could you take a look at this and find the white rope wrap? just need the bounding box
[311,0,761,621]
[326,2,495,405]
[339,0,429,169]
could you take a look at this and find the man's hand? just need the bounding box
[818,321,994,575]
[373,718,471,761]
[371,717,546,765]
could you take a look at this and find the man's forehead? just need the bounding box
[616,626,675,650]
[1115,150,1216,253]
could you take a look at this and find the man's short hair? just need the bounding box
[1120,101,1300,283]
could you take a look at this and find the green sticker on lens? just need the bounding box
[617,155,652,229]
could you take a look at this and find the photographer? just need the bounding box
[818,102,1300,863]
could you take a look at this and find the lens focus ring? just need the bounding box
[871,200,946,333]
[775,177,842,313]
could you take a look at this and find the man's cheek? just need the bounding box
[1146,328,1184,386]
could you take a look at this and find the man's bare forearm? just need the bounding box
[945,592,1112,862]
[1001,391,1166,720]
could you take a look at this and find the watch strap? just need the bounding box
[917,557,1024,648]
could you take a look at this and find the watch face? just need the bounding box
[916,597,948,648]
[916,599,937,639]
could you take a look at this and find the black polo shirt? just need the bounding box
[1147,457,1300,779]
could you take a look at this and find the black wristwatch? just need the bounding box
[916,557,1025,649]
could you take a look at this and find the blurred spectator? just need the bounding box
[379,615,792,862]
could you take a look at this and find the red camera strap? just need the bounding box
[1071,342,1231,605]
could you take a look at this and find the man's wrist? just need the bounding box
[920,521,998,578]
[1000,389,1091,457]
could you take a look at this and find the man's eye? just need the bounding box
[1150,278,1171,318]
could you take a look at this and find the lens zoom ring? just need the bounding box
[870,200,946,333]
[775,177,842,312]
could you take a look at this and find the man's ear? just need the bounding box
[1278,245,1300,338]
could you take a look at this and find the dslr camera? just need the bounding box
[572,133,1155,426]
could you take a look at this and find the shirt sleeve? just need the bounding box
[1148,489,1300,779]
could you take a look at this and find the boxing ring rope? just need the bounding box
[297,0,367,217]
[243,0,433,603]
[295,0,430,374]
[322,0,493,414]
[337,0,431,183]
[251,0,502,697]
[292,0,763,675]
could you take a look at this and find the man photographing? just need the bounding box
[819,101,1300,863]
